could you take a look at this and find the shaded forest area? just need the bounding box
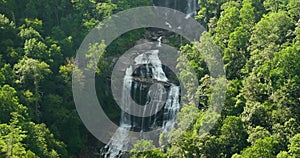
[0,0,300,157]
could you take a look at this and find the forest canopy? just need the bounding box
[0,0,300,157]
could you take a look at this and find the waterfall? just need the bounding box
[185,0,199,18]
[101,67,133,158]
[101,1,200,157]
[162,85,180,134]
[152,0,199,17]
[152,0,199,30]
[102,50,180,158]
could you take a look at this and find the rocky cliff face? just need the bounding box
[101,43,181,158]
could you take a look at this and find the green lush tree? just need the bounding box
[263,0,288,12]
[214,2,240,49]
[196,0,229,29]
[276,151,290,158]
[14,57,52,117]
[223,26,250,79]
[0,85,26,123]
[245,11,294,73]
[22,121,67,158]
[288,0,300,20]
[0,14,19,64]
[288,134,300,157]
[0,113,28,157]
[218,116,248,157]
[277,133,300,158]
[130,140,164,158]
[247,126,270,145]
[196,133,221,158]
[241,101,269,127]
[222,79,243,116]
[239,136,279,158]
[0,64,15,86]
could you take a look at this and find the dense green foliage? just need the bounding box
[0,0,299,157]
[130,0,300,158]
[0,0,149,157]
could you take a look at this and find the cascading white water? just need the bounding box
[162,85,180,134]
[102,67,133,158]
[102,50,180,158]
[153,0,199,18]
[185,0,198,18]
[102,1,200,156]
